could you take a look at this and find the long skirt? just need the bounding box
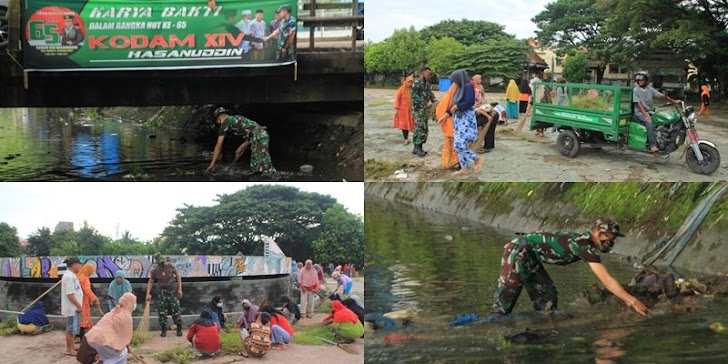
[453,110,478,168]
[506,101,519,119]
[441,137,459,169]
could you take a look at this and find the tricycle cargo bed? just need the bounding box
[530,82,634,142]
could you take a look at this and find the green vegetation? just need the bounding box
[130,331,150,347]
[0,318,18,336]
[153,346,197,364]
[3,185,362,264]
[440,182,728,240]
[293,325,337,345]
[219,331,244,355]
[570,95,609,111]
[364,159,401,180]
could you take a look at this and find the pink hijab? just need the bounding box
[85,292,135,351]
[298,259,319,289]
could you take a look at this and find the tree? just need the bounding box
[162,185,338,261]
[26,227,54,256]
[76,222,108,255]
[384,27,427,76]
[420,19,512,46]
[312,205,364,267]
[0,222,22,257]
[562,53,589,82]
[533,0,615,83]
[364,40,391,74]
[451,38,530,81]
[426,37,466,77]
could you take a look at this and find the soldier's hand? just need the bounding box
[630,299,648,316]
[146,294,152,302]
[177,289,183,299]
[206,164,215,173]
[426,101,432,108]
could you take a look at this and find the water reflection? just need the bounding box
[0,108,351,181]
[365,197,728,363]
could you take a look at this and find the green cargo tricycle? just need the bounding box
[530,82,720,175]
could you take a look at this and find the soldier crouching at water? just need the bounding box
[206,107,279,179]
[489,218,648,318]
[146,253,183,337]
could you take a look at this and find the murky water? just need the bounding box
[0,108,353,181]
[365,198,728,363]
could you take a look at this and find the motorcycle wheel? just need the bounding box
[556,130,580,157]
[686,144,720,175]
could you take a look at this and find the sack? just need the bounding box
[77,336,99,364]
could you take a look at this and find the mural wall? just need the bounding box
[0,255,291,279]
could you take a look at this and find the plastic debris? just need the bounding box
[450,313,481,327]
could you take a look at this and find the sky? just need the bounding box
[0,182,364,241]
[366,0,552,42]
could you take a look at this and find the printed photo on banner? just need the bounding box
[21,0,297,71]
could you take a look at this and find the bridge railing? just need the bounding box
[298,0,364,52]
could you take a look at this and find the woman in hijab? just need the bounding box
[17,301,50,334]
[393,76,416,145]
[699,85,710,116]
[298,259,319,319]
[342,297,364,336]
[207,296,226,331]
[314,263,326,285]
[260,304,294,347]
[505,79,521,119]
[518,76,532,113]
[187,307,221,356]
[79,292,136,364]
[436,83,460,170]
[322,300,364,342]
[236,299,258,332]
[78,263,102,338]
[279,295,301,325]
[107,270,132,311]
[437,69,483,177]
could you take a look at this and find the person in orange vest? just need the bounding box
[699,85,710,116]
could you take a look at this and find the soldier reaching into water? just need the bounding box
[490,218,648,318]
[206,107,279,179]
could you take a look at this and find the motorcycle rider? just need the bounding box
[633,71,677,153]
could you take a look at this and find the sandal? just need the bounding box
[237,351,249,357]
[64,351,78,356]
[475,147,487,154]
[403,139,411,145]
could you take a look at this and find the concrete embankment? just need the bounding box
[365,182,728,275]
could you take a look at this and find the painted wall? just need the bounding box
[0,275,291,328]
[0,255,291,278]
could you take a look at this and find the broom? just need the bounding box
[135,299,151,341]
[127,346,149,364]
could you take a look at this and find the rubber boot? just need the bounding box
[176,325,183,337]
[160,323,167,337]
[412,144,427,157]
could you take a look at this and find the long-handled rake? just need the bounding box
[315,336,360,355]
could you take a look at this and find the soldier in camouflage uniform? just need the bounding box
[410,66,436,157]
[206,107,279,179]
[490,218,648,317]
[146,253,184,337]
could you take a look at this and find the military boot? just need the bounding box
[412,144,427,157]
[160,323,167,337]
[176,325,183,337]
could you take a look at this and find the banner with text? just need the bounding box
[22,0,297,71]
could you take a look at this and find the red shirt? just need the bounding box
[186,323,221,353]
[270,314,294,337]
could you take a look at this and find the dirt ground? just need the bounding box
[365,87,728,181]
[0,278,365,364]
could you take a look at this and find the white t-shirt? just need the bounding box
[61,270,83,317]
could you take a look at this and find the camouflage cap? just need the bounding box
[153,252,166,264]
[594,218,625,237]
[213,107,231,118]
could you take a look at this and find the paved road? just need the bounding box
[365,88,728,182]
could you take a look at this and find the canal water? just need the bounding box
[365,197,728,363]
[0,108,354,181]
